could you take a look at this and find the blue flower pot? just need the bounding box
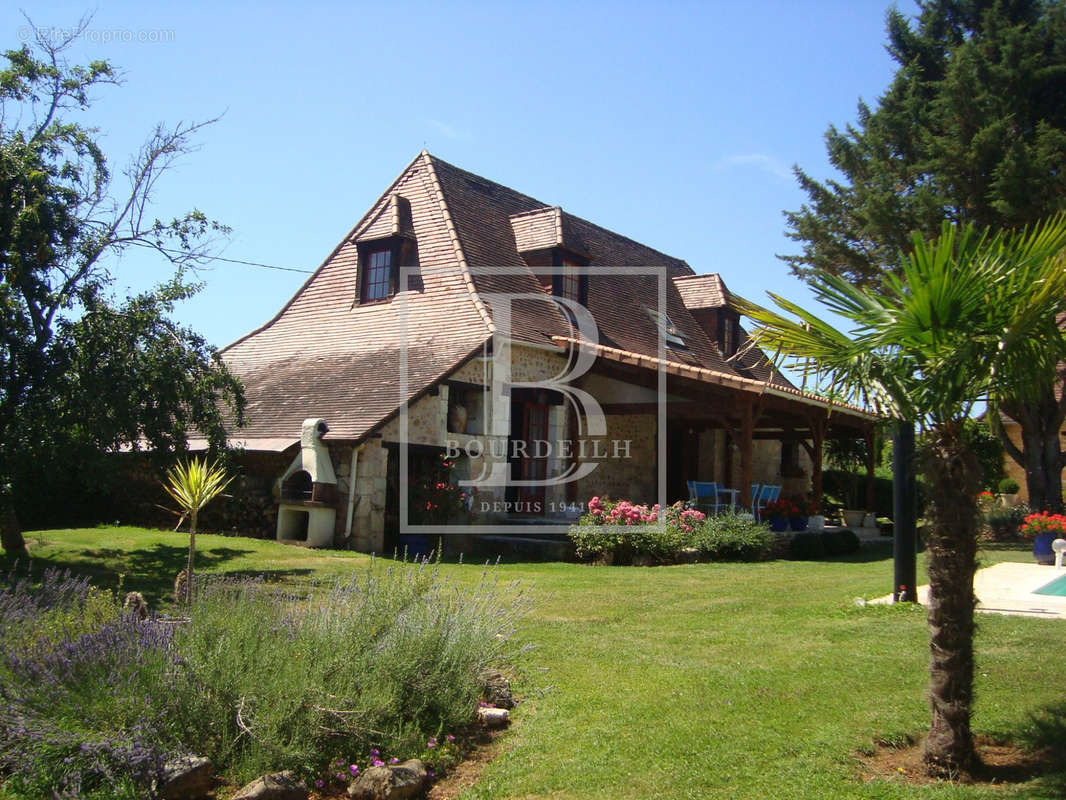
[790,516,809,532]
[769,516,789,533]
[1033,532,1057,565]
[398,534,431,558]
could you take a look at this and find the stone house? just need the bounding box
[214,152,876,552]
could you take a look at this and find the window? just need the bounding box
[645,308,687,349]
[362,246,393,302]
[549,252,588,307]
[559,259,582,302]
[717,311,740,357]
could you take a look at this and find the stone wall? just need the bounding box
[108,449,291,538]
[573,413,656,505]
[329,441,388,553]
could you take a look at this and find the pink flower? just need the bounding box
[349,764,359,775]
[372,758,385,767]
[446,733,456,741]
[315,779,325,788]
[390,757,399,763]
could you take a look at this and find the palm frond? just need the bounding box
[739,215,1066,426]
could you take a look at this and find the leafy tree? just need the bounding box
[0,19,244,546]
[737,216,1066,776]
[782,0,1066,509]
[163,458,233,604]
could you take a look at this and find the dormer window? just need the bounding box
[559,259,582,302]
[357,236,415,304]
[716,311,741,357]
[551,253,588,307]
[363,246,393,302]
[646,309,687,350]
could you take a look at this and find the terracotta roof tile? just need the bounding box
[222,151,870,441]
[673,273,728,309]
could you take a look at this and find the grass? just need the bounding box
[4,528,1066,799]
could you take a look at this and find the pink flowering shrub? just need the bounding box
[571,497,708,564]
[572,496,772,564]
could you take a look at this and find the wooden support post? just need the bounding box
[724,431,734,488]
[739,399,755,508]
[801,413,827,506]
[864,425,876,511]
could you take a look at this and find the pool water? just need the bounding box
[1034,573,1066,596]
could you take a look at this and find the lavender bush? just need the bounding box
[0,562,531,796]
[175,559,532,783]
[0,571,183,798]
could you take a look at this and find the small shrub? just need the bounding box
[692,513,773,561]
[787,533,826,561]
[984,504,1030,540]
[998,477,1020,495]
[821,528,861,556]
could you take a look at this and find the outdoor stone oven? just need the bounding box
[276,418,338,547]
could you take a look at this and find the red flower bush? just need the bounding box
[1019,512,1066,540]
[762,498,798,519]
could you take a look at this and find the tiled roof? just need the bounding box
[510,207,562,253]
[221,153,492,442]
[550,336,878,419]
[672,273,728,309]
[222,151,869,443]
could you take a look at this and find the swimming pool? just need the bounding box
[1034,572,1066,596]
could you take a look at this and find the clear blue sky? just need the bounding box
[4,0,901,349]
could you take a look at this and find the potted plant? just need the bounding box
[763,498,795,532]
[1019,511,1066,565]
[789,497,818,532]
[997,477,1020,506]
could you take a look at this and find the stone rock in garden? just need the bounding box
[477,706,510,729]
[347,759,427,800]
[123,590,148,619]
[157,755,212,799]
[479,668,515,709]
[232,770,308,800]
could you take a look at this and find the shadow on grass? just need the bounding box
[1,543,314,607]
[1009,701,1066,794]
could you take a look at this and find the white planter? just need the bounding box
[843,509,865,528]
[809,514,825,532]
[862,513,876,528]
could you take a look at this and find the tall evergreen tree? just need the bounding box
[782,0,1066,508]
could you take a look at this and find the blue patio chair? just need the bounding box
[753,484,781,521]
[749,483,762,516]
[687,480,727,515]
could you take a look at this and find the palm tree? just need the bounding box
[735,216,1066,777]
[163,457,233,604]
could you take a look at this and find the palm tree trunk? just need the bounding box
[921,422,980,777]
[185,507,197,605]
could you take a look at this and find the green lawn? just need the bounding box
[5,528,1065,799]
